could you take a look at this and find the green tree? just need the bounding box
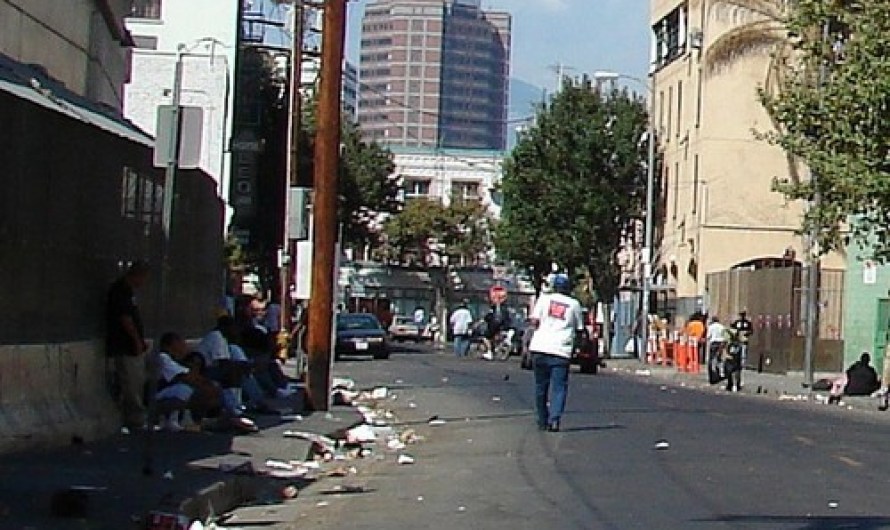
[497,77,648,302]
[380,199,493,265]
[762,1,890,258]
[298,96,401,253]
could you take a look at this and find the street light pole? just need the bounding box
[641,75,656,363]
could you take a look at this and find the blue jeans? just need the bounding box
[533,353,570,427]
[453,334,470,357]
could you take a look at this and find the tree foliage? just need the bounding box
[496,78,648,301]
[762,0,890,259]
[299,95,401,251]
[379,199,493,266]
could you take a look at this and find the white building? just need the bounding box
[124,0,238,201]
[389,146,506,218]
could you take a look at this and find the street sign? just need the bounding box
[489,285,508,305]
[153,105,203,169]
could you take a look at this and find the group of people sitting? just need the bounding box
[152,297,296,433]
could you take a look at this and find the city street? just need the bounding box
[298,345,890,530]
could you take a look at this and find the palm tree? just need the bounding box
[701,0,793,93]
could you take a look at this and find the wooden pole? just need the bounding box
[307,0,346,411]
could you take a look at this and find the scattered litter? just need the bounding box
[458,506,467,513]
[847,405,853,410]
[442,377,449,383]
[332,377,356,390]
[397,454,416,465]
[316,501,329,507]
[660,386,668,391]
[409,402,418,409]
[120,427,130,435]
[828,501,839,509]
[635,369,651,377]
[417,496,424,502]
[492,396,502,402]
[779,394,808,402]
[654,440,670,450]
[265,459,294,471]
[399,429,420,444]
[395,379,404,384]
[346,424,378,444]
[280,414,304,422]
[371,387,389,400]
[429,419,447,426]
[269,468,309,480]
[387,439,407,451]
[163,470,174,480]
[323,484,366,495]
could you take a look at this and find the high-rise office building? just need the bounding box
[358,0,511,150]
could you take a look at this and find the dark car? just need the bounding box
[335,313,390,360]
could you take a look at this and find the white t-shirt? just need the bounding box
[158,352,189,383]
[528,293,584,358]
[197,329,230,365]
[707,322,727,343]
[450,308,474,335]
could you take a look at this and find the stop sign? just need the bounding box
[489,285,508,305]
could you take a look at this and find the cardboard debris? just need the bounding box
[370,387,389,400]
[346,424,378,444]
[397,454,415,465]
[387,439,407,451]
[429,419,447,426]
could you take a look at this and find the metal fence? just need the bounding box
[705,267,844,373]
[0,91,223,345]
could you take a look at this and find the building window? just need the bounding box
[676,80,683,138]
[653,5,687,68]
[132,35,158,49]
[673,162,679,221]
[405,179,431,197]
[692,154,699,215]
[121,167,162,233]
[130,0,162,19]
[451,182,479,203]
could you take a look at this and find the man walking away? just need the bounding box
[730,310,754,384]
[449,301,474,358]
[106,261,150,431]
[528,274,584,432]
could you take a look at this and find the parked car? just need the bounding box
[520,328,600,374]
[388,316,422,342]
[335,313,389,360]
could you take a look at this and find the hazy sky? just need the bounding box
[345,0,651,91]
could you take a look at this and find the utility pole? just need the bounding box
[307,0,347,411]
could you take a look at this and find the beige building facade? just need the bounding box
[0,0,133,110]
[649,0,844,307]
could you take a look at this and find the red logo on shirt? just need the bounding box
[548,301,569,320]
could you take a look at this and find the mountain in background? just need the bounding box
[507,77,545,150]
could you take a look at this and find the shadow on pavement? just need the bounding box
[696,515,890,530]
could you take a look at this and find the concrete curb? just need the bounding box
[178,476,259,523]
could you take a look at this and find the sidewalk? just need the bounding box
[606,357,887,415]
[0,371,417,529]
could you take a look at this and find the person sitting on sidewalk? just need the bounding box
[844,352,880,396]
[155,332,257,433]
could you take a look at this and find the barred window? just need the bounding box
[130,0,162,19]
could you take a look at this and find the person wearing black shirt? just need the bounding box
[105,261,150,430]
[730,310,754,385]
[845,353,880,396]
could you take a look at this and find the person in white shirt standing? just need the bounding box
[528,274,584,432]
[449,300,474,358]
[706,316,728,382]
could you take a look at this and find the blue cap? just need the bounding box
[552,274,570,291]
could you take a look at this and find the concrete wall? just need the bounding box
[0,342,118,453]
[0,0,131,110]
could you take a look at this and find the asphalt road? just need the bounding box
[296,345,890,530]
